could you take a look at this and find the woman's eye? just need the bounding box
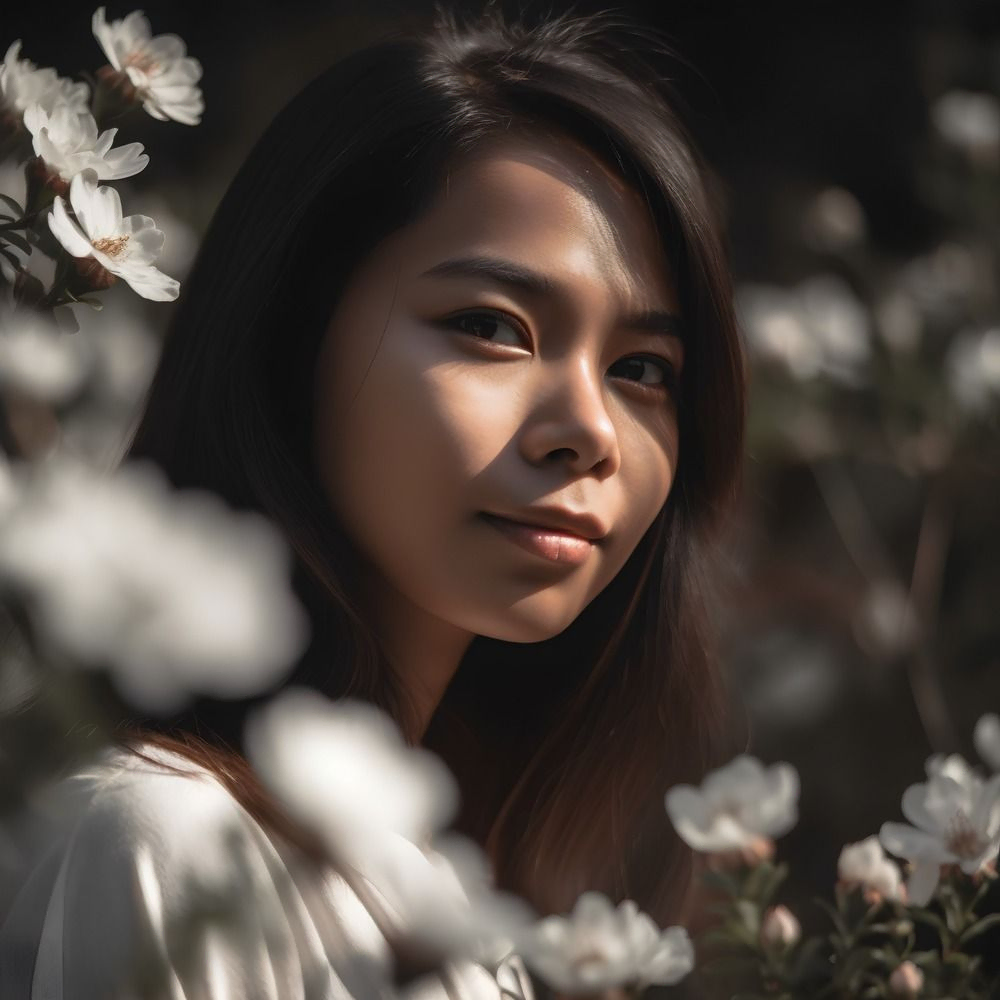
[443,309,527,347]
[612,356,680,397]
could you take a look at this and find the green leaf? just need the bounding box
[1,229,31,255]
[959,912,1000,945]
[814,896,851,940]
[0,194,24,217]
[701,869,741,895]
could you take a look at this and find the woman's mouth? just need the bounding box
[478,512,594,565]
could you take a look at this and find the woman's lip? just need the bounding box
[479,512,594,565]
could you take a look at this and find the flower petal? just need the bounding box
[48,196,95,259]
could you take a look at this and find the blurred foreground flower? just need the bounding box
[24,102,148,184]
[49,169,179,301]
[0,455,308,711]
[515,891,694,996]
[837,834,906,903]
[92,7,204,125]
[246,689,533,968]
[664,755,799,867]
[0,306,93,402]
[0,41,89,121]
[879,753,1000,905]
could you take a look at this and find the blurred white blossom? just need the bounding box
[246,690,533,966]
[760,904,800,950]
[738,276,871,385]
[837,835,906,903]
[854,578,919,657]
[0,454,308,711]
[49,169,179,301]
[24,103,148,183]
[931,90,1000,166]
[664,754,799,855]
[945,327,1000,415]
[247,689,459,848]
[355,830,534,967]
[902,243,978,319]
[0,307,93,403]
[875,290,922,355]
[0,41,89,119]
[974,714,1000,772]
[879,753,1000,906]
[92,7,204,126]
[802,186,867,252]
[515,891,693,995]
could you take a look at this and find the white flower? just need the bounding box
[515,891,693,994]
[974,714,1000,772]
[246,688,459,848]
[23,102,148,183]
[48,169,179,302]
[838,835,906,902]
[0,454,308,712]
[0,307,93,403]
[247,690,533,966]
[879,753,1000,906]
[738,276,871,385]
[946,328,1000,415]
[760,905,800,950]
[92,7,203,125]
[0,41,89,119]
[665,754,799,854]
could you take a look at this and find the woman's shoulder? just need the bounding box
[0,741,345,999]
[60,741,255,855]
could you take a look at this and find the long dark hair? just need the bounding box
[121,3,746,927]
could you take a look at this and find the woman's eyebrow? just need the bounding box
[420,254,685,341]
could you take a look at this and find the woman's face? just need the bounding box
[313,132,682,644]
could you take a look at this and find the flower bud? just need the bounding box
[889,961,924,998]
[760,905,800,951]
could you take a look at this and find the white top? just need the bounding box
[0,743,535,1000]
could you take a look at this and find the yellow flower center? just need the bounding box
[92,235,129,259]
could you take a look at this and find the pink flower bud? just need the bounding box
[889,961,924,998]
[760,904,800,950]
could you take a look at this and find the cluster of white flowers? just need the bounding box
[1,8,204,304]
[738,275,872,385]
[662,715,1000,918]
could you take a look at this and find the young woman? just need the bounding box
[0,4,746,996]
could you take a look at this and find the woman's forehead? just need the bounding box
[398,132,676,307]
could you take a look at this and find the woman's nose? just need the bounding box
[518,355,622,475]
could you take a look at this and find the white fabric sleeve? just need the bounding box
[0,758,355,1000]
